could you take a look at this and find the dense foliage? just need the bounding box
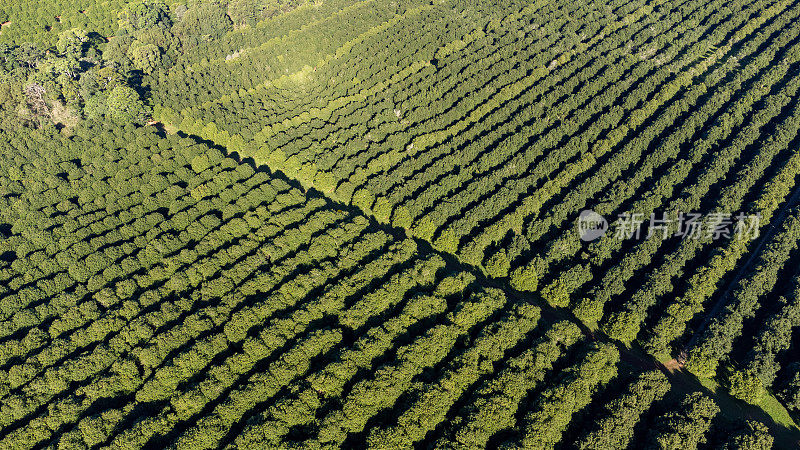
[0,122,735,448]
[2,0,800,446]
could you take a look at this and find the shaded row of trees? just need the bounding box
[687,214,800,379]
[575,370,670,449]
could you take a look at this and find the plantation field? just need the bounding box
[0,125,696,447]
[155,0,800,419]
[2,0,800,447]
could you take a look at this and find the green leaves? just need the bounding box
[191,153,211,174]
[127,41,163,74]
[577,371,670,450]
[645,392,719,450]
[520,342,620,449]
[778,363,800,411]
[728,370,766,405]
[118,0,172,34]
[687,215,800,378]
[56,28,89,56]
[106,85,149,125]
[719,420,774,450]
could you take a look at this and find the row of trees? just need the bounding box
[598,23,800,348]
[232,269,460,447]
[0,125,309,444]
[423,0,711,270]
[512,0,788,306]
[3,0,796,447]
[475,0,800,361]
[187,0,769,292]
[365,303,542,447]
[742,291,800,389]
[1,120,614,449]
[111,228,412,448]
[641,32,800,357]
[160,0,524,159]
[153,0,443,111]
[575,370,670,449]
[518,342,620,449]
[311,288,508,446]
[524,0,783,314]
[350,0,630,225]
[0,122,396,448]
[645,392,719,449]
[2,120,302,445]
[174,0,661,247]
[597,15,800,342]
[686,214,800,382]
[442,320,583,447]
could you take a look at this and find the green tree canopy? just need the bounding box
[56,28,89,56]
[119,0,172,34]
[127,41,163,74]
[106,85,148,125]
